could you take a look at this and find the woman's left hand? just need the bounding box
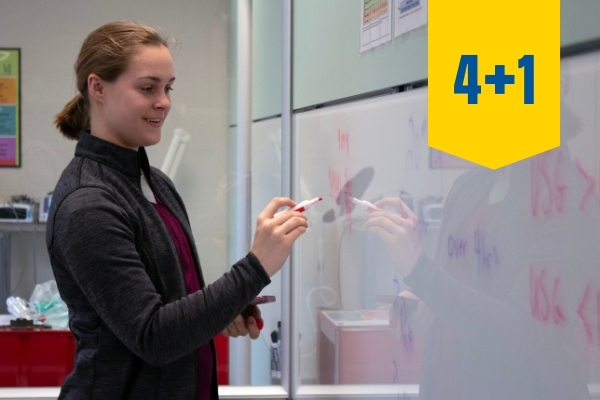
[220,305,263,339]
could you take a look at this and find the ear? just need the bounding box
[87,74,106,103]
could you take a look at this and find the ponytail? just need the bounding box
[54,93,89,140]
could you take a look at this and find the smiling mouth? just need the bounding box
[144,118,163,127]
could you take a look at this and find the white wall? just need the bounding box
[0,0,232,297]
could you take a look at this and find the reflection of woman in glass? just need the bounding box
[363,106,600,399]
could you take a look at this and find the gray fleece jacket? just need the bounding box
[46,131,270,399]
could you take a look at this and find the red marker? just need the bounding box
[351,197,380,212]
[250,295,276,305]
[275,197,322,216]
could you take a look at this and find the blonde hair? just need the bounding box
[54,21,169,140]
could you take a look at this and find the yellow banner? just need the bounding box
[428,1,560,169]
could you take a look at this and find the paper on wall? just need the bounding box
[360,0,392,53]
[394,0,427,37]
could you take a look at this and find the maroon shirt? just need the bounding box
[151,198,214,400]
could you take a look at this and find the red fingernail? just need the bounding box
[257,319,264,330]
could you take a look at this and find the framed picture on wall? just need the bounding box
[0,48,21,167]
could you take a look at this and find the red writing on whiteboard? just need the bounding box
[328,166,341,199]
[338,130,350,153]
[340,170,354,216]
[529,266,566,325]
[576,283,600,347]
[531,150,566,218]
[575,158,600,212]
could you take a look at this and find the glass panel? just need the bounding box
[293,89,437,397]
[293,50,600,399]
[250,118,283,385]
[247,0,285,387]
[228,0,285,388]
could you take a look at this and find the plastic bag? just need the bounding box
[6,295,34,319]
[6,280,69,328]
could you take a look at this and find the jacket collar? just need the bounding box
[75,131,151,179]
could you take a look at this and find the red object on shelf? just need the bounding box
[214,334,229,385]
[0,329,230,387]
[317,309,423,384]
[0,329,75,387]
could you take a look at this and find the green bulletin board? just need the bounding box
[0,49,20,167]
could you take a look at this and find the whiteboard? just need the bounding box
[250,117,283,385]
[291,50,600,399]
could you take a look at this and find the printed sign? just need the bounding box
[0,49,20,167]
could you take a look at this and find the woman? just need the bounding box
[47,21,307,400]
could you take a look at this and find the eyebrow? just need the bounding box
[138,76,176,83]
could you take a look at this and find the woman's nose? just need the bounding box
[154,91,171,110]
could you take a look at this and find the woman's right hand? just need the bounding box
[362,196,422,277]
[251,197,308,277]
